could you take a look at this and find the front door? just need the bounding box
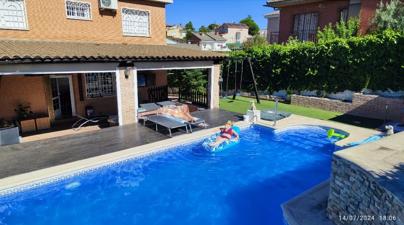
[50,77,73,119]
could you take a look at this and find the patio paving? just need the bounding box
[0,109,242,179]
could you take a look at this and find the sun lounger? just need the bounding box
[158,114,207,132]
[146,115,189,137]
[187,117,207,132]
[138,103,161,124]
[72,115,108,131]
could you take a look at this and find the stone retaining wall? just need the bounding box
[327,156,404,225]
[291,94,404,121]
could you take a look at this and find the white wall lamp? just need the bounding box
[124,67,133,79]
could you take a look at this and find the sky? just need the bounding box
[166,0,274,30]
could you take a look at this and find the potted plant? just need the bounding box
[0,118,20,146]
[15,103,36,133]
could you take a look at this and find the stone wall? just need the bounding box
[327,155,404,225]
[291,94,404,121]
[291,95,352,113]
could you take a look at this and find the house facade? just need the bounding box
[215,23,250,45]
[265,0,384,43]
[188,32,230,52]
[265,11,280,43]
[0,0,224,129]
[166,24,186,39]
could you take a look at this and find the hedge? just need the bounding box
[225,30,404,93]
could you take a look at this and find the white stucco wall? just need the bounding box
[221,28,250,44]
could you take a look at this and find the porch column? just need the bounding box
[208,64,221,109]
[116,67,137,125]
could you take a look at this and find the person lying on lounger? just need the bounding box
[159,105,197,122]
[209,120,239,148]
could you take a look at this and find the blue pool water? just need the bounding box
[0,125,339,225]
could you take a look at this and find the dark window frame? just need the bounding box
[292,12,319,42]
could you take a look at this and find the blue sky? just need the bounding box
[166,0,274,30]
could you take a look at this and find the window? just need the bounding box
[85,73,116,98]
[293,13,318,41]
[121,8,150,37]
[235,32,241,43]
[137,72,155,87]
[0,0,28,30]
[65,0,91,20]
[340,8,348,22]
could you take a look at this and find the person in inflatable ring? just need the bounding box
[209,120,239,148]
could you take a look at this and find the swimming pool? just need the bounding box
[0,125,339,225]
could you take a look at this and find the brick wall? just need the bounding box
[0,0,166,45]
[327,155,404,225]
[277,1,349,43]
[358,0,387,34]
[291,94,404,121]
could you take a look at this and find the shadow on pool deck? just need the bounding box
[0,109,242,179]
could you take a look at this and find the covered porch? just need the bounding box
[0,39,225,144]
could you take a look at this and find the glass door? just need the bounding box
[50,77,73,119]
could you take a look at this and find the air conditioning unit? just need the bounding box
[99,0,118,10]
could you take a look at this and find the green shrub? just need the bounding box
[226,30,404,93]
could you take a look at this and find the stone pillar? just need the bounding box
[116,67,137,125]
[208,64,221,109]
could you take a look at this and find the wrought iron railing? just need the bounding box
[147,85,168,103]
[179,88,208,107]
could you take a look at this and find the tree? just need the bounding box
[184,21,195,32]
[372,0,404,32]
[168,69,208,93]
[240,15,260,36]
[199,25,209,33]
[208,23,219,31]
[184,21,195,41]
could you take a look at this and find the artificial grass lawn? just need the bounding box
[220,96,384,129]
[220,96,341,120]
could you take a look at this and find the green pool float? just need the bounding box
[327,129,347,139]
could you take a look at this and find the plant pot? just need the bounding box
[20,119,36,133]
[35,117,50,131]
[0,126,20,146]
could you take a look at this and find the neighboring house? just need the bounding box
[265,0,383,43]
[0,0,224,129]
[166,37,201,50]
[265,11,280,43]
[189,32,230,52]
[215,23,250,44]
[166,24,186,39]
